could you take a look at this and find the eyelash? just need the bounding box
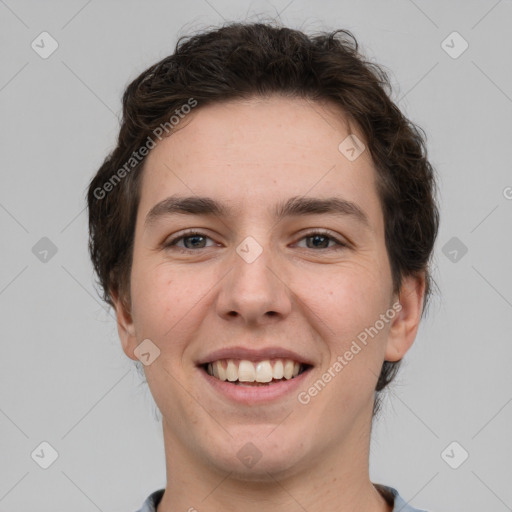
[163,229,348,253]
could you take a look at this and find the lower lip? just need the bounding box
[198,366,312,404]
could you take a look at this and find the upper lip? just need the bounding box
[196,346,315,366]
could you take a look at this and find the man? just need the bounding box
[88,21,439,512]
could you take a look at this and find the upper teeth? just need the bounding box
[206,359,302,383]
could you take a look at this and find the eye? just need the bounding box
[164,230,216,251]
[294,230,347,250]
[163,229,347,253]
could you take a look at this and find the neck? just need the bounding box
[156,408,392,512]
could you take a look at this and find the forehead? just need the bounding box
[138,95,383,231]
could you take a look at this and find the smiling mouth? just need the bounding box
[201,358,312,386]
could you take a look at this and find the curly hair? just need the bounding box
[87,21,440,416]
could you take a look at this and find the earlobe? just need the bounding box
[110,289,139,361]
[384,273,426,362]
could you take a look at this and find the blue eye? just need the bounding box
[296,232,346,250]
[164,230,347,252]
[165,232,214,250]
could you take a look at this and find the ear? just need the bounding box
[385,273,426,362]
[110,288,138,361]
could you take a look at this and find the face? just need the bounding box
[113,95,424,480]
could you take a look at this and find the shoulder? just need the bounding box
[133,488,165,512]
[375,483,429,512]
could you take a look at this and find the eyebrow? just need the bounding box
[144,195,371,230]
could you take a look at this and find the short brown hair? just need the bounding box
[87,21,440,415]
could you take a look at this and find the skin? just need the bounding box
[112,95,425,512]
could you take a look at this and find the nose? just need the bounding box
[215,238,292,327]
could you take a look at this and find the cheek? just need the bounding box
[307,280,391,419]
[130,261,196,341]
[308,263,391,363]
[130,259,226,371]
[314,260,388,318]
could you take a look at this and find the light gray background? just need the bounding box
[1,1,511,511]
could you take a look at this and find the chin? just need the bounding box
[200,430,310,481]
